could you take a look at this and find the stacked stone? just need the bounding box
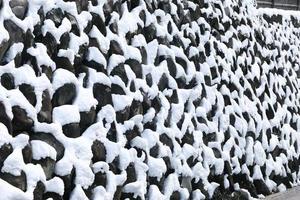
[0,0,300,199]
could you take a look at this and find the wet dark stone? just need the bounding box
[62,123,81,138]
[9,0,28,19]
[170,191,181,200]
[30,132,65,161]
[74,44,88,66]
[266,103,275,120]
[129,100,143,118]
[33,181,45,199]
[108,40,124,56]
[19,84,36,106]
[0,171,27,191]
[43,192,63,200]
[109,21,119,34]
[106,123,118,143]
[33,157,55,179]
[54,56,74,73]
[148,175,164,190]
[181,131,194,146]
[1,73,15,90]
[146,73,153,86]
[22,144,32,164]
[92,140,106,162]
[203,132,217,145]
[158,73,169,91]
[109,156,120,174]
[79,108,96,133]
[94,172,106,187]
[124,126,140,142]
[232,190,249,200]
[143,24,156,42]
[125,163,137,184]
[57,168,75,199]
[42,32,58,57]
[93,83,112,110]
[111,83,125,95]
[110,63,129,85]
[0,40,10,64]
[59,32,70,50]
[0,143,13,169]
[166,57,177,78]
[160,133,174,152]
[46,8,64,27]
[0,102,12,134]
[125,59,142,78]
[52,83,76,107]
[115,106,130,123]
[271,174,292,189]
[4,20,24,43]
[87,51,106,69]
[253,179,271,195]
[75,0,88,13]
[181,176,192,193]
[38,90,52,123]
[65,12,80,36]
[91,13,106,36]
[113,186,123,200]
[232,174,257,197]
[12,106,34,135]
[149,143,159,157]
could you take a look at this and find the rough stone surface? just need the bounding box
[0,0,300,199]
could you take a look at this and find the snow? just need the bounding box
[87,47,107,67]
[52,68,78,91]
[41,18,72,43]
[31,140,57,160]
[73,85,97,112]
[27,43,56,71]
[112,94,133,112]
[1,149,25,176]
[46,177,65,195]
[52,105,80,125]
[147,156,166,180]
[0,179,30,200]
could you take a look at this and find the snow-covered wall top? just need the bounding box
[1,0,300,199]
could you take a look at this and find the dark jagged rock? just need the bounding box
[93,83,112,110]
[43,192,63,200]
[12,106,34,135]
[30,132,65,161]
[0,143,13,169]
[46,8,64,27]
[79,108,96,133]
[4,20,24,44]
[52,83,76,107]
[22,144,32,164]
[58,169,76,199]
[9,0,28,19]
[1,73,15,90]
[38,90,52,123]
[19,83,36,106]
[62,123,81,138]
[33,157,56,179]
[33,181,45,199]
[0,171,27,191]
[91,140,106,162]
[0,102,12,134]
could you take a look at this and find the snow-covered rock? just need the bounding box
[1,0,300,199]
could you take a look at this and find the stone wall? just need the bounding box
[0,0,300,199]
